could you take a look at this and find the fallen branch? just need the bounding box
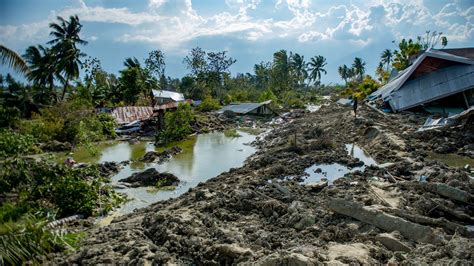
[328,198,443,244]
[380,207,474,238]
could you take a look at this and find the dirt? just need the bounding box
[51,102,474,265]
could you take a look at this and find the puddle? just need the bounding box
[345,143,377,166]
[301,144,376,184]
[427,152,474,168]
[67,130,256,215]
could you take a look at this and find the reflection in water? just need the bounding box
[71,131,256,214]
[345,143,377,166]
[301,143,377,184]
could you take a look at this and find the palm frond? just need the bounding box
[0,44,30,75]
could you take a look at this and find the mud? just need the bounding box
[52,103,474,264]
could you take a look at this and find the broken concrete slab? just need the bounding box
[375,233,412,252]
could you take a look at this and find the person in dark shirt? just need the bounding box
[353,97,358,117]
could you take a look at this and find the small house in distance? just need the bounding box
[217,100,278,117]
[152,89,185,105]
[369,48,474,113]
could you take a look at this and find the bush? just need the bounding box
[156,103,195,144]
[0,106,20,128]
[198,95,221,112]
[0,129,38,158]
[0,157,124,217]
[18,104,116,145]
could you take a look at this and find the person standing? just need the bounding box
[353,97,358,117]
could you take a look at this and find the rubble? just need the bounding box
[139,146,183,163]
[52,102,474,264]
[118,168,179,187]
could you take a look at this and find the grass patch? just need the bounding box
[224,129,242,138]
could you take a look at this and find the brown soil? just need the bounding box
[51,103,474,265]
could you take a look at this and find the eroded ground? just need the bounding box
[52,103,474,265]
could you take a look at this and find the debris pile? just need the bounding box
[53,102,474,264]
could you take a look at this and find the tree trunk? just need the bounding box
[61,76,69,102]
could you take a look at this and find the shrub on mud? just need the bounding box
[156,103,195,144]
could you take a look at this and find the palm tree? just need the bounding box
[380,49,392,71]
[289,53,308,88]
[123,57,141,69]
[23,45,58,103]
[0,44,29,75]
[272,50,290,93]
[307,55,327,85]
[48,15,88,101]
[338,64,350,85]
[352,57,366,82]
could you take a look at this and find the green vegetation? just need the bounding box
[156,103,195,143]
[0,212,82,265]
[198,95,221,112]
[224,128,241,138]
[0,129,38,158]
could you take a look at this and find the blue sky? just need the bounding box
[1,0,473,84]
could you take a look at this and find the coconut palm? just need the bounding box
[289,53,308,88]
[0,44,29,75]
[24,46,55,89]
[307,55,327,85]
[338,64,350,85]
[23,45,58,103]
[352,57,366,81]
[48,15,88,101]
[272,50,290,93]
[380,49,392,71]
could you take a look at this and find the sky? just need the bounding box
[1,0,473,84]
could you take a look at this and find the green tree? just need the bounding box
[183,47,208,77]
[338,64,350,85]
[392,38,422,71]
[380,49,393,71]
[156,103,195,143]
[24,45,57,103]
[307,55,327,86]
[145,50,166,80]
[48,15,88,101]
[289,53,308,88]
[271,50,290,94]
[0,44,29,75]
[352,57,366,82]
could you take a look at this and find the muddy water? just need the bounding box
[72,131,256,214]
[427,152,474,168]
[301,144,377,184]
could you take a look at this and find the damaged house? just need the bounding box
[369,48,474,113]
[217,100,278,117]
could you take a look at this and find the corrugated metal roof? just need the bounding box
[152,89,185,102]
[388,64,474,111]
[110,106,154,124]
[217,100,273,114]
[369,49,474,103]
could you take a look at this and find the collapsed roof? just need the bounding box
[369,48,474,112]
[217,100,276,116]
[152,89,185,102]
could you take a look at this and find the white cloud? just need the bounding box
[1,0,473,52]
